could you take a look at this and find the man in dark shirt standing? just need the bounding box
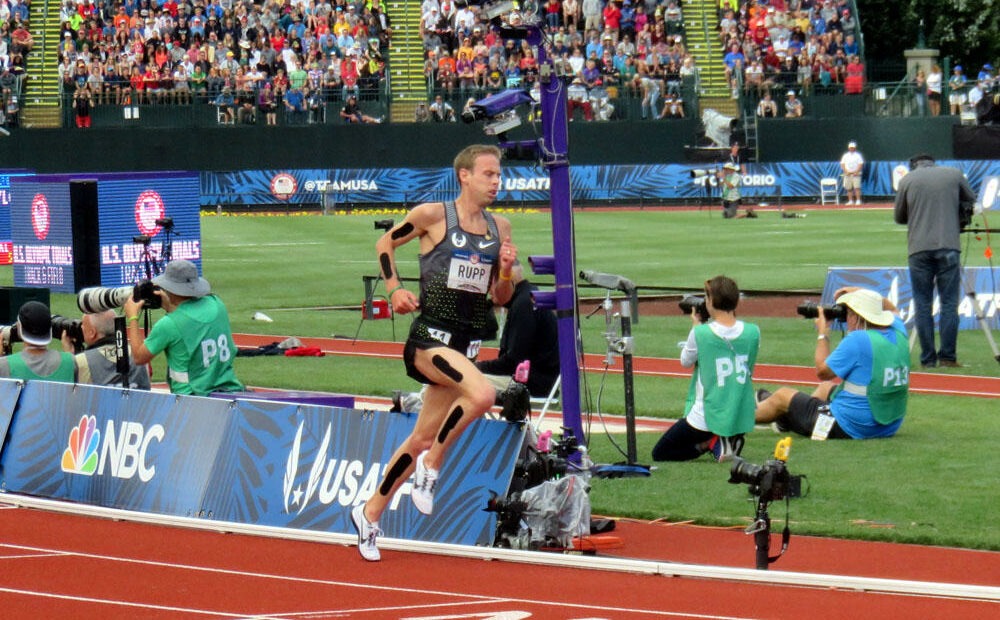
[893,154,977,368]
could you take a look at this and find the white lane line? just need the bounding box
[0,586,279,618]
[0,542,756,619]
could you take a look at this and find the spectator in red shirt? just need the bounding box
[603,1,622,40]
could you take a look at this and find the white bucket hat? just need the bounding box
[836,289,893,326]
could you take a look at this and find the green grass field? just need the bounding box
[14,207,1000,551]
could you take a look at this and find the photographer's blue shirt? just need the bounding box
[826,316,908,438]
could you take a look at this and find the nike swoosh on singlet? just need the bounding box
[477,240,496,249]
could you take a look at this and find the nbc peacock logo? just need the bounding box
[61,415,100,476]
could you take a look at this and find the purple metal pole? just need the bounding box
[533,44,585,453]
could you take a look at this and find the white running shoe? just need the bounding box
[411,450,438,515]
[351,504,382,561]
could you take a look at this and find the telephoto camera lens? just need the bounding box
[77,286,134,314]
[796,301,847,322]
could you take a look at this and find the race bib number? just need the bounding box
[427,327,452,346]
[811,405,835,441]
[466,340,482,359]
[447,250,494,293]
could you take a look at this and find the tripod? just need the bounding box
[961,261,1000,365]
[745,495,791,570]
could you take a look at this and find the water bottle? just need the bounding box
[515,359,530,383]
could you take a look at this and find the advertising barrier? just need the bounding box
[821,267,1000,331]
[200,160,1000,206]
[0,381,523,546]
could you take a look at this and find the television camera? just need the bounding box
[485,427,584,549]
[462,88,535,136]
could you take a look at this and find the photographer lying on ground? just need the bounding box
[651,275,760,463]
[62,309,150,390]
[123,259,243,396]
[755,287,909,439]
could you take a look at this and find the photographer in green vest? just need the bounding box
[755,287,909,439]
[651,275,760,462]
[0,301,79,382]
[123,259,243,396]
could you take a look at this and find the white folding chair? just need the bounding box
[531,375,562,433]
[819,177,839,205]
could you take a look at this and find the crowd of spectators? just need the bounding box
[417,0,701,122]
[717,0,864,118]
[36,0,392,126]
[1,0,33,127]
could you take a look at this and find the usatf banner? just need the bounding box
[200,160,1000,206]
[0,382,523,546]
[822,267,1000,331]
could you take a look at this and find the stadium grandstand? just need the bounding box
[1,1,997,168]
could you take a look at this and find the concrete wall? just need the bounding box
[0,116,960,173]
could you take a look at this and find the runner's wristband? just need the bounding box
[388,285,404,298]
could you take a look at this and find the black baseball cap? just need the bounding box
[17,301,52,346]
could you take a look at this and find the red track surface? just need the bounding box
[1,505,998,619]
[2,333,996,618]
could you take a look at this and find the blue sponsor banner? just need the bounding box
[1,381,232,514]
[208,398,523,545]
[0,380,22,453]
[822,267,1000,331]
[200,160,1000,206]
[0,383,522,547]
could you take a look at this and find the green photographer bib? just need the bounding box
[686,322,760,436]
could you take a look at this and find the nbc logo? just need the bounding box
[61,415,100,475]
[60,414,164,482]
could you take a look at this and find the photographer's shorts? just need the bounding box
[785,393,851,439]
[403,317,481,385]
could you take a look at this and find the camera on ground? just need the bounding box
[728,456,802,503]
[679,294,710,323]
[796,300,847,322]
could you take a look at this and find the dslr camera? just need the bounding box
[77,280,162,314]
[679,294,711,323]
[0,315,85,354]
[796,300,847,322]
[728,456,802,503]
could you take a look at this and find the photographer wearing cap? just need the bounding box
[62,309,150,390]
[755,287,909,440]
[0,301,79,382]
[652,276,760,462]
[123,259,243,396]
[893,153,977,368]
